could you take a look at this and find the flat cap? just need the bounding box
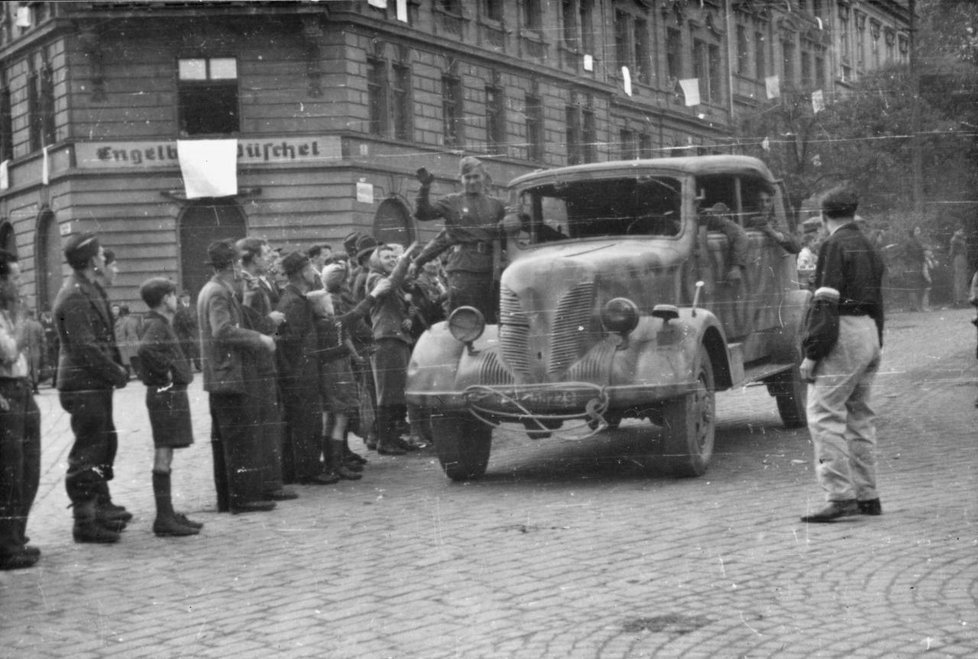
[355,234,379,261]
[820,186,859,219]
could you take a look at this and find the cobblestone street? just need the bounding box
[1,308,976,658]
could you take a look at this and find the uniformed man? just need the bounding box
[411,156,509,323]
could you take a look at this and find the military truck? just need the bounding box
[406,155,812,481]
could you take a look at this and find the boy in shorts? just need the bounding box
[137,278,202,537]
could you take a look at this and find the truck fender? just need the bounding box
[406,321,500,395]
[768,288,812,363]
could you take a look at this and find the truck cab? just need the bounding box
[406,155,811,480]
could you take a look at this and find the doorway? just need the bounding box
[178,200,246,298]
[373,197,414,247]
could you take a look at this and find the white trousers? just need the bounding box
[806,315,882,502]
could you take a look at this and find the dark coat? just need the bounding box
[53,272,128,392]
[197,273,267,395]
[138,311,194,448]
[275,283,320,395]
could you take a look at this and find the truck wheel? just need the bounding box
[431,412,492,481]
[659,347,715,477]
[772,367,808,428]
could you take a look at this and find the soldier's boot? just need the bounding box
[328,439,362,480]
[152,471,199,537]
[72,499,120,544]
[375,407,406,456]
[94,481,130,532]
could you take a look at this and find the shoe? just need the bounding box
[342,458,364,472]
[175,513,203,529]
[365,435,378,451]
[264,488,299,501]
[98,502,134,524]
[800,500,858,523]
[153,515,200,537]
[0,551,39,570]
[858,499,882,516]
[73,521,121,543]
[395,436,423,451]
[301,471,340,485]
[334,464,363,480]
[229,500,276,514]
[19,545,41,558]
[377,442,406,456]
[344,449,368,465]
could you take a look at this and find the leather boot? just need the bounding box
[152,471,199,537]
[329,440,362,480]
[73,499,120,544]
[375,407,406,456]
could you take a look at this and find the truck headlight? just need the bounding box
[448,306,485,344]
[601,297,639,335]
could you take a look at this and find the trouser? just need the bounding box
[0,379,41,555]
[208,393,266,510]
[60,389,116,504]
[251,374,286,492]
[354,354,377,442]
[806,315,882,502]
[281,383,324,482]
[447,270,495,323]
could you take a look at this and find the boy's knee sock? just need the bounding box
[152,470,174,518]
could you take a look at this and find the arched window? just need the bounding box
[373,197,414,247]
[35,209,62,311]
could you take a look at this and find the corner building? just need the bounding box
[0,1,909,309]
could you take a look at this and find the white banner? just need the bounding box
[811,89,825,113]
[679,78,701,107]
[765,76,781,100]
[177,139,238,199]
[621,66,632,97]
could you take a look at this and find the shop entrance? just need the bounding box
[178,200,246,297]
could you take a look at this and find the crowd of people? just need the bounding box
[0,155,517,570]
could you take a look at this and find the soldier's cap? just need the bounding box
[355,234,379,261]
[820,186,859,219]
[63,232,100,268]
[459,156,484,175]
[280,251,310,277]
[204,240,237,269]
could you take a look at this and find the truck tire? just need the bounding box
[771,367,808,428]
[431,412,492,481]
[659,347,715,477]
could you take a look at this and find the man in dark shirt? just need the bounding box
[798,186,885,523]
[411,156,508,323]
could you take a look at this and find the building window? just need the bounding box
[755,32,766,80]
[392,62,412,141]
[633,18,650,84]
[177,57,239,136]
[442,74,463,148]
[525,93,544,162]
[815,52,825,88]
[801,50,812,88]
[615,11,629,70]
[638,133,653,159]
[0,79,12,162]
[620,128,635,160]
[781,38,795,85]
[582,102,596,163]
[566,105,582,165]
[694,40,722,104]
[367,57,389,136]
[563,0,579,49]
[483,0,503,22]
[486,83,506,151]
[523,0,542,31]
[440,0,462,13]
[27,60,54,151]
[580,0,594,53]
[666,28,683,79]
[736,25,749,75]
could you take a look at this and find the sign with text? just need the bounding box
[75,136,343,169]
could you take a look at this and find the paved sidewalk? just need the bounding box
[0,308,976,657]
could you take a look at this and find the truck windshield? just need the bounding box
[516,176,682,243]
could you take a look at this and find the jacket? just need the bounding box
[53,272,127,391]
[137,311,193,388]
[197,273,267,395]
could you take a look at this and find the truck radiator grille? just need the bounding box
[479,351,514,385]
[548,282,595,375]
[499,285,530,376]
